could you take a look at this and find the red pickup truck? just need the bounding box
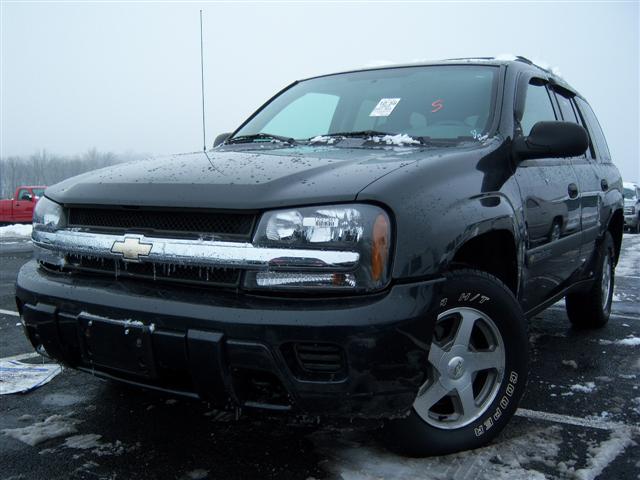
[0,186,47,224]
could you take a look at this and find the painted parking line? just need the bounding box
[0,308,19,317]
[516,408,640,433]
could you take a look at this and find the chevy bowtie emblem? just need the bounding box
[111,237,153,261]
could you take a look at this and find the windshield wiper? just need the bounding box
[313,131,424,145]
[321,130,396,139]
[227,133,297,145]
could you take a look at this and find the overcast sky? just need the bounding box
[1,1,638,181]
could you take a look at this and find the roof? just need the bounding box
[303,55,574,93]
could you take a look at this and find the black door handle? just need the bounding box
[568,183,579,199]
[601,179,609,191]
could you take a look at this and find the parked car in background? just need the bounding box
[17,57,624,456]
[623,182,640,233]
[0,186,46,224]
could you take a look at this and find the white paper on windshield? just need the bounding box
[369,98,401,117]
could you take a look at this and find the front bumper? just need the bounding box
[16,261,442,418]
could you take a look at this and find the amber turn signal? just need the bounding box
[371,213,390,282]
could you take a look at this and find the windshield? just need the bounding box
[624,188,637,200]
[232,65,498,143]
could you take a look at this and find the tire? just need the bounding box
[385,269,528,456]
[565,231,615,328]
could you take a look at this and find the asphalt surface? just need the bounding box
[1,234,639,480]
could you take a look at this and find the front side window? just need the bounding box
[31,188,46,197]
[520,82,557,136]
[233,66,498,142]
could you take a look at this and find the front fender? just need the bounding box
[355,140,524,282]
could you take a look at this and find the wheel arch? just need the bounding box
[449,228,520,296]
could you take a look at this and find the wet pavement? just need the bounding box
[1,234,639,479]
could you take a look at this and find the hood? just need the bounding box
[45,145,444,210]
[625,198,637,207]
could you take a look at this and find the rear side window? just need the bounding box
[17,189,30,200]
[554,91,579,124]
[520,82,557,135]
[575,97,611,162]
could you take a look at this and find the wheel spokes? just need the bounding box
[456,384,477,418]
[414,380,450,419]
[452,310,477,348]
[466,349,504,373]
[428,342,446,368]
[414,306,507,429]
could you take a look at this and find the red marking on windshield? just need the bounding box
[431,99,444,113]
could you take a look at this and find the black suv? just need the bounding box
[17,57,623,456]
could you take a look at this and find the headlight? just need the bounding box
[33,197,66,232]
[247,204,392,292]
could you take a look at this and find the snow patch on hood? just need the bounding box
[309,136,337,144]
[370,134,421,146]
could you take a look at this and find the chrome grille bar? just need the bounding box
[33,230,359,271]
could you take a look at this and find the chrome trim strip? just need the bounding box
[32,230,359,270]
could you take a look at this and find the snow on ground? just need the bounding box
[310,425,564,480]
[572,427,635,480]
[570,382,596,394]
[2,415,79,446]
[0,223,32,238]
[616,234,640,277]
[184,469,210,480]
[599,336,640,346]
[63,434,103,450]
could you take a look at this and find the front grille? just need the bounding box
[68,207,256,239]
[62,255,240,288]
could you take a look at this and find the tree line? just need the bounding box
[0,149,146,198]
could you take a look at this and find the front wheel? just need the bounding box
[385,269,528,456]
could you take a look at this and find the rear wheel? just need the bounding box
[566,231,615,328]
[385,270,528,456]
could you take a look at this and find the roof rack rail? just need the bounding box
[514,56,554,74]
[443,56,495,61]
[440,56,556,76]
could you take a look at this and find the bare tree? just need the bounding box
[0,150,146,198]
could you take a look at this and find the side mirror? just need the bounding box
[23,194,33,202]
[214,132,232,147]
[513,121,588,161]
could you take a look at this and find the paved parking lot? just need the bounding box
[1,234,639,479]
